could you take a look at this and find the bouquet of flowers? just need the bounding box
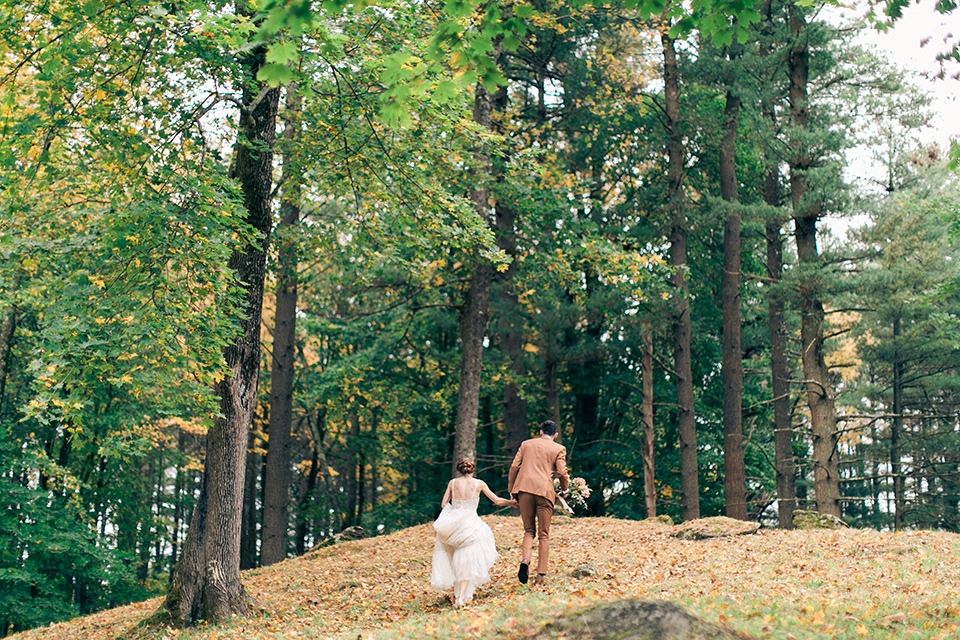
[555,476,592,512]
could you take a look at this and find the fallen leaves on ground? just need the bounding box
[12,517,960,640]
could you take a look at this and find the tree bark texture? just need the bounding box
[661,21,699,522]
[789,1,840,517]
[758,1,796,526]
[261,83,302,567]
[454,261,494,470]
[452,82,497,473]
[719,90,747,520]
[766,184,796,529]
[162,41,280,624]
[641,330,656,518]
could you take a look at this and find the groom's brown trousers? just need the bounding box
[517,492,553,575]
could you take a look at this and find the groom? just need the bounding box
[508,420,569,585]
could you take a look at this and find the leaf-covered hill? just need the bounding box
[12,516,960,640]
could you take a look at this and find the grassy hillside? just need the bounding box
[12,516,960,640]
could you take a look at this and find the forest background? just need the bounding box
[1,0,958,634]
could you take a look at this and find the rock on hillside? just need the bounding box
[535,599,754,640]
[671,516,760,540]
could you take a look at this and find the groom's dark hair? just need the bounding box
[539,420,558,437]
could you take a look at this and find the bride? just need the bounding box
[431,458,517,607]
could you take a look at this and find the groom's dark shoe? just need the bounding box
[518,561,529,584]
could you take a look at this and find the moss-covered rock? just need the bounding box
[792,510,848,530]
[534,599,754,640]
[310,525,365,549]
[671,516,759,540]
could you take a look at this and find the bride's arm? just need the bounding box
[480,481,517,507]
[440,480,453,508]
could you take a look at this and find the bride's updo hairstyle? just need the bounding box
[456,458,476,476]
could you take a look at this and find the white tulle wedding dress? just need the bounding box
[430,479,499,607]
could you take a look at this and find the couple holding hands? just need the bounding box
[430,421,569,608]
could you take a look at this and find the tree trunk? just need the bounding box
[311,407,342,535]
[171,431,186,573]
[151,458,165,579]
[545,354,561,435]
[454,261,493,469]
[795,213,841,517]
[345,410,361,527]
[758,0,796,526]
[891,316,904,530]
[295,438,319,555]
[490,73,528,463]
[641,330,656,518]
[574,180,608,516]
[497,201,528,462]
[452,82,497,473]
[789,1,840,517]
[261,83,302,567]
[0,277,19,414]
[161,38,279,624]
[719,89,747,520]
[792,207,841,509]
[239,428,258,570]
[369,408,379,511]
[661,18,699,521]
[766,180,796,528]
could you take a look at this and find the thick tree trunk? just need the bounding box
[453,83,497,473]
[261,83,302,567]
[795,215,841,516]
[454,261,494,469]
[789,3,840,517]
[719,90,747,520]
[661,21,699,521]
[161,39,279,624]
[641,330,656,518]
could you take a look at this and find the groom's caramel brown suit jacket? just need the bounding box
[508,436,569,502]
